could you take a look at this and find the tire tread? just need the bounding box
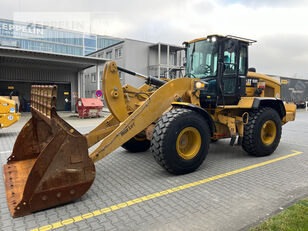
[242,107,281,156]
[151,108,209,174]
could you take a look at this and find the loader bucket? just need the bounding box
[3,85,95,218]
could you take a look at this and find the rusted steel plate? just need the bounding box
[3,85,95,218]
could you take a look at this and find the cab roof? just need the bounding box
[185,34,257,45]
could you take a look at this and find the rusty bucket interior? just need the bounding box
[3,85,95,218]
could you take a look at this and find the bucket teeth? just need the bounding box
[3,85,95,218]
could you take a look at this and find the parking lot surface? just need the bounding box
[0,111,307,231]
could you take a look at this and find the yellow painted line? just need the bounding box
[30,150,303,231]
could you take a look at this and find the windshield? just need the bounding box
[186,40,218,79]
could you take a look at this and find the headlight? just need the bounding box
[194,81,206,90]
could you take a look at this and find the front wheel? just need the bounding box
[242,107,282,157]
[151,108,210,174]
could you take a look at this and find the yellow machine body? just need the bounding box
[3,35,296,217]
[0,96,20,128]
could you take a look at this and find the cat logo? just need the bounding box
[281,79,288,84]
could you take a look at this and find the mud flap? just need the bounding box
[3,85,95,218]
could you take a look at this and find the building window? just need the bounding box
[115,47,123,58]
[106,51,112,59]
[91,73,96,83]
[170,51,177,65]
[98,53,104,59]
[86,90,91,98]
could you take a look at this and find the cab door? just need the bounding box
[217,39,248,105]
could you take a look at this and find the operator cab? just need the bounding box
[184,35,256,107]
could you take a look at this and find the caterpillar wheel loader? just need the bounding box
[3,35,296,217]
[0,96,20,128]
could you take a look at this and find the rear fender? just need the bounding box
[252,98,286,119]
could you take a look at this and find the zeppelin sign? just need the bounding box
[0,21,44,36]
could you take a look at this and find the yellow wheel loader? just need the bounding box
[3,35,296,217]
[0,96,20,128]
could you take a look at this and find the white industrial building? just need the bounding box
[83,38,185,98]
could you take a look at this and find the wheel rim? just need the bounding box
[176,127,201,160]
[260,120,277,146]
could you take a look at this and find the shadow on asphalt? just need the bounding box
[0,131,18,138]
[110,139,253,180]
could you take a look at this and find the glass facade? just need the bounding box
[0,19,121,56]
[97,36,119,50]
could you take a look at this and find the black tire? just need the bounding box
[242,107,282,157]
[151,108,210,174]
[122,137,150,152]
[211,138,218,143]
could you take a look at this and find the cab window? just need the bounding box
[239,46,247,75]
[222,40,237,94]
[223,51,236,75]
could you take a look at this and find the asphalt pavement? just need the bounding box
[0,110,307,231]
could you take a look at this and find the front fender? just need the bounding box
[172,102,216,135]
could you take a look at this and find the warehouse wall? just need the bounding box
[0,66,77,110]
[0,66,75,82]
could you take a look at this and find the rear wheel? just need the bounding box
[122,136,150,152]
[151,108,210,174]
[242,107,282,156]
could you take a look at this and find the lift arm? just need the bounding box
[88,61,193,162]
